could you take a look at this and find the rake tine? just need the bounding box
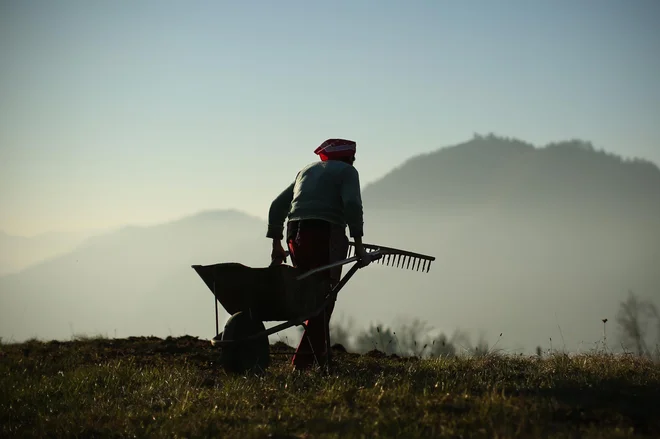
[406,256,411,270]
[396,254,401,268]
[386,254,391,266]
[417,258,421,271]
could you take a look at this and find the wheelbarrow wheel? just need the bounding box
[220,311,270,374]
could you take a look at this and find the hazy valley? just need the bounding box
[2,135,659,355]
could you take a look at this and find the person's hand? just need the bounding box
[270,240,288,266]
[355,244,371,268]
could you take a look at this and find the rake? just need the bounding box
[295,241,436,280]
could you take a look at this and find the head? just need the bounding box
[314,138,356,166]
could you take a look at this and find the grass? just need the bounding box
[1,335,659,438]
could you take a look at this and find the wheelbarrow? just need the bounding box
[191,241,435,373]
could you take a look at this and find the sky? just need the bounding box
[1,0,659,237]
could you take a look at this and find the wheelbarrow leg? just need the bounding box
[323,305,334,373]
[211,281,224,346]
[215,281,219,336]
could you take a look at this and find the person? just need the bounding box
[266,138,370,370]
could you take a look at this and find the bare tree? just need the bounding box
[616,290,659,357]
[354,323,398,354]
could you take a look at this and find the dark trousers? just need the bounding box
[286,219,348,369]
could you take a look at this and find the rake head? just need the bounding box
[347,242,436,273]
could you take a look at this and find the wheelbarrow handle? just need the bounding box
[295,249,382,281]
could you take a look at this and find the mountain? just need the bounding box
[0,230,93,276]
[0,210,270,342]
[362,134,660,216]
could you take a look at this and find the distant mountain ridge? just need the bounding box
[362,134,660,217]
[0,229,93,276]
[0,210,264,277]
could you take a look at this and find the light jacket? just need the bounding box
[267,160,364,239]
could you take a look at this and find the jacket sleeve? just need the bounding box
[340,166,364,238]
[266,181,295,240]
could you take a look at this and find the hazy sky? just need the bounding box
[1,0,659,236]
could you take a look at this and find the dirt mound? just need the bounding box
[271,341,295,352]
[365,349,387,358]
[331,343,347,353]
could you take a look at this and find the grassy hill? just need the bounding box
[1,336,659,438]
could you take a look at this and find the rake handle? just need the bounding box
[295,250,383,281]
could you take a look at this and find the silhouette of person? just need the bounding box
[267,138,370,370]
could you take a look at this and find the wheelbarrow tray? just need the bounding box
[191,262,332,322]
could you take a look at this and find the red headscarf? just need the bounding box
[314,138,356,161]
